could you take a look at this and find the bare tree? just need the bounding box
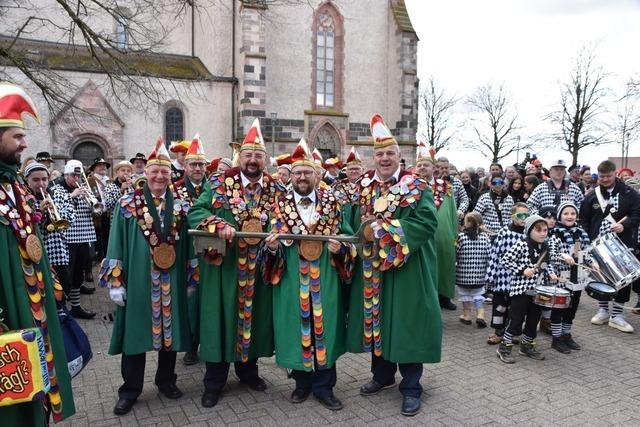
[465,82,524,163]
[419,76,458,153]
[610,79,640,168]
[545,45,610,166]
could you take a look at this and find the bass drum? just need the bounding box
[585,281,617,302]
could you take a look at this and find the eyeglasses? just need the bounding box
[189,162,206,169]
[512,212,530,220]
[292,171,315,178]
[491,179,505,186]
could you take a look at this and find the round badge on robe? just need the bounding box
[241,218,263,245]
[25,234,43,263]
[299,240,323,261]
[374,197,388,213]
[153,242,176,270]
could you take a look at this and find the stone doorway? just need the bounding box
[72,140,105,169]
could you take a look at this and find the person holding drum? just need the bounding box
[497,215,559,364]
[581,160,640,333]
[548,202,594,353]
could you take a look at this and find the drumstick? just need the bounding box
[577,263,616,286]
[617,216,628,224]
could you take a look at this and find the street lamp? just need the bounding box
[516,135,521,164]
[270,112,277,159]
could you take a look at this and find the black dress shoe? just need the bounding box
[359,379,395,396]
[80,284,96,295]
[240,376,267,391]
[85,271,94,283]
[401,396,421,416]
[201,390,220,408]
[439,297,457,311]
[316,394,343,411]
[113,398,136,415]
[183,351,199,366]
[158,384,183,399]
[70,306,96,319]
[290,388,311,403]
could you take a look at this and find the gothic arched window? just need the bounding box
[165,107,184,146]
[311,3,344,111]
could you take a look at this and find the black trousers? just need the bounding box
[94,215,111,261]
[490,291,510,332]
[614,282,632,304]
[291,365,337,398]
[203,359,259,393]
[68,242,91,291]
[551,290,581,325]
[505,294,542,340]
[52,264,71,298]
[119,351,177,400]
[371,353,423,398]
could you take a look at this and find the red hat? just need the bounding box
[240,118,266,152]
[322,156,342,169]
[0,83,40,129]
[312,148,323,168]
[274,153,292,166]
[370,114,397,149]
[290,138,316,169]
[618,167,634,178]
[416,141,435,164]
[206,157,221,174]
[345,147,362,165]
[146,136,172,168]
[169,140,191,154]
[185,133,206,162]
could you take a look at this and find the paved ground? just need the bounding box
[59,283,640,427]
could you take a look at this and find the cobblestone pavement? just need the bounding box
[59,283,640,427]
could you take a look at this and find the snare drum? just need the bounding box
[585,281,617,302]
[533,285,572,309]
[589,234,640,290]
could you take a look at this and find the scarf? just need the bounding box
[0,160,19,183]
[509,223,524,233]
[553,224,590,247]
[526,239,549,265]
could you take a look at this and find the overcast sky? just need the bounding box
[405,0,640,170]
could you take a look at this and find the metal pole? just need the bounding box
[271,112,277,159]
[516,135,521,164]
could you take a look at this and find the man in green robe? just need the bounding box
[0,83,75,425]
[346,114,441,417]
[99,138,191,415]
[188,119,278,408]
[262,140,354,410]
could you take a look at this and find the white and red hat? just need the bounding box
[0,82,40,129]
[345,147,362,165]
[185,133,206,162]
[146,136,172,168]
[322,156,342,170]
[370,114,397,149]
[240,118,266,153]
[416,141,436,164]
[312,148,324,169]
[290,138,316,169]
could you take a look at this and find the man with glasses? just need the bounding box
[189,119,281,408]
[473,174,515,237]
[527,159,583,214]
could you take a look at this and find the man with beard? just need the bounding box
[527,159,583,215]
[99,137,192,415]
[581,160,640,333]
[189,119,280,408]
[345,115,441,416]
[0,82,75,424]
[263,139,355,410]
[417,146,458,311]
[174,135,208,366]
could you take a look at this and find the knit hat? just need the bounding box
[538,206,557,219]
[556,201,578,221]
[524,214,547,237]
[24,162,49,177]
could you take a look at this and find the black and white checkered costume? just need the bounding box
[548,233,591,286]
[59,181,97,243]
[473,192,514,235]
[485,225,525,293]
[36,184,75,265]
[451,176,469,213]
[502,239,557,297]
[526,179,584,215]
[456,231,491,287]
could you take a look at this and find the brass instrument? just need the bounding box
[77,170,105,215]
[134,176,147,189]
[39,188,70,231]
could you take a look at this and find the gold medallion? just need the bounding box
[374,197,388,213]
[153,243,176,270]
[25,234,43,263]
[241,218,263,245]
[299,240,323,261]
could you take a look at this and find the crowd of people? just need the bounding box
[2,82,640,425]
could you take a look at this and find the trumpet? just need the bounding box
[40,188,70,231]
[134,176,147,190]
[77,170,105,215]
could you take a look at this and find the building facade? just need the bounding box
[1,0,418,170]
